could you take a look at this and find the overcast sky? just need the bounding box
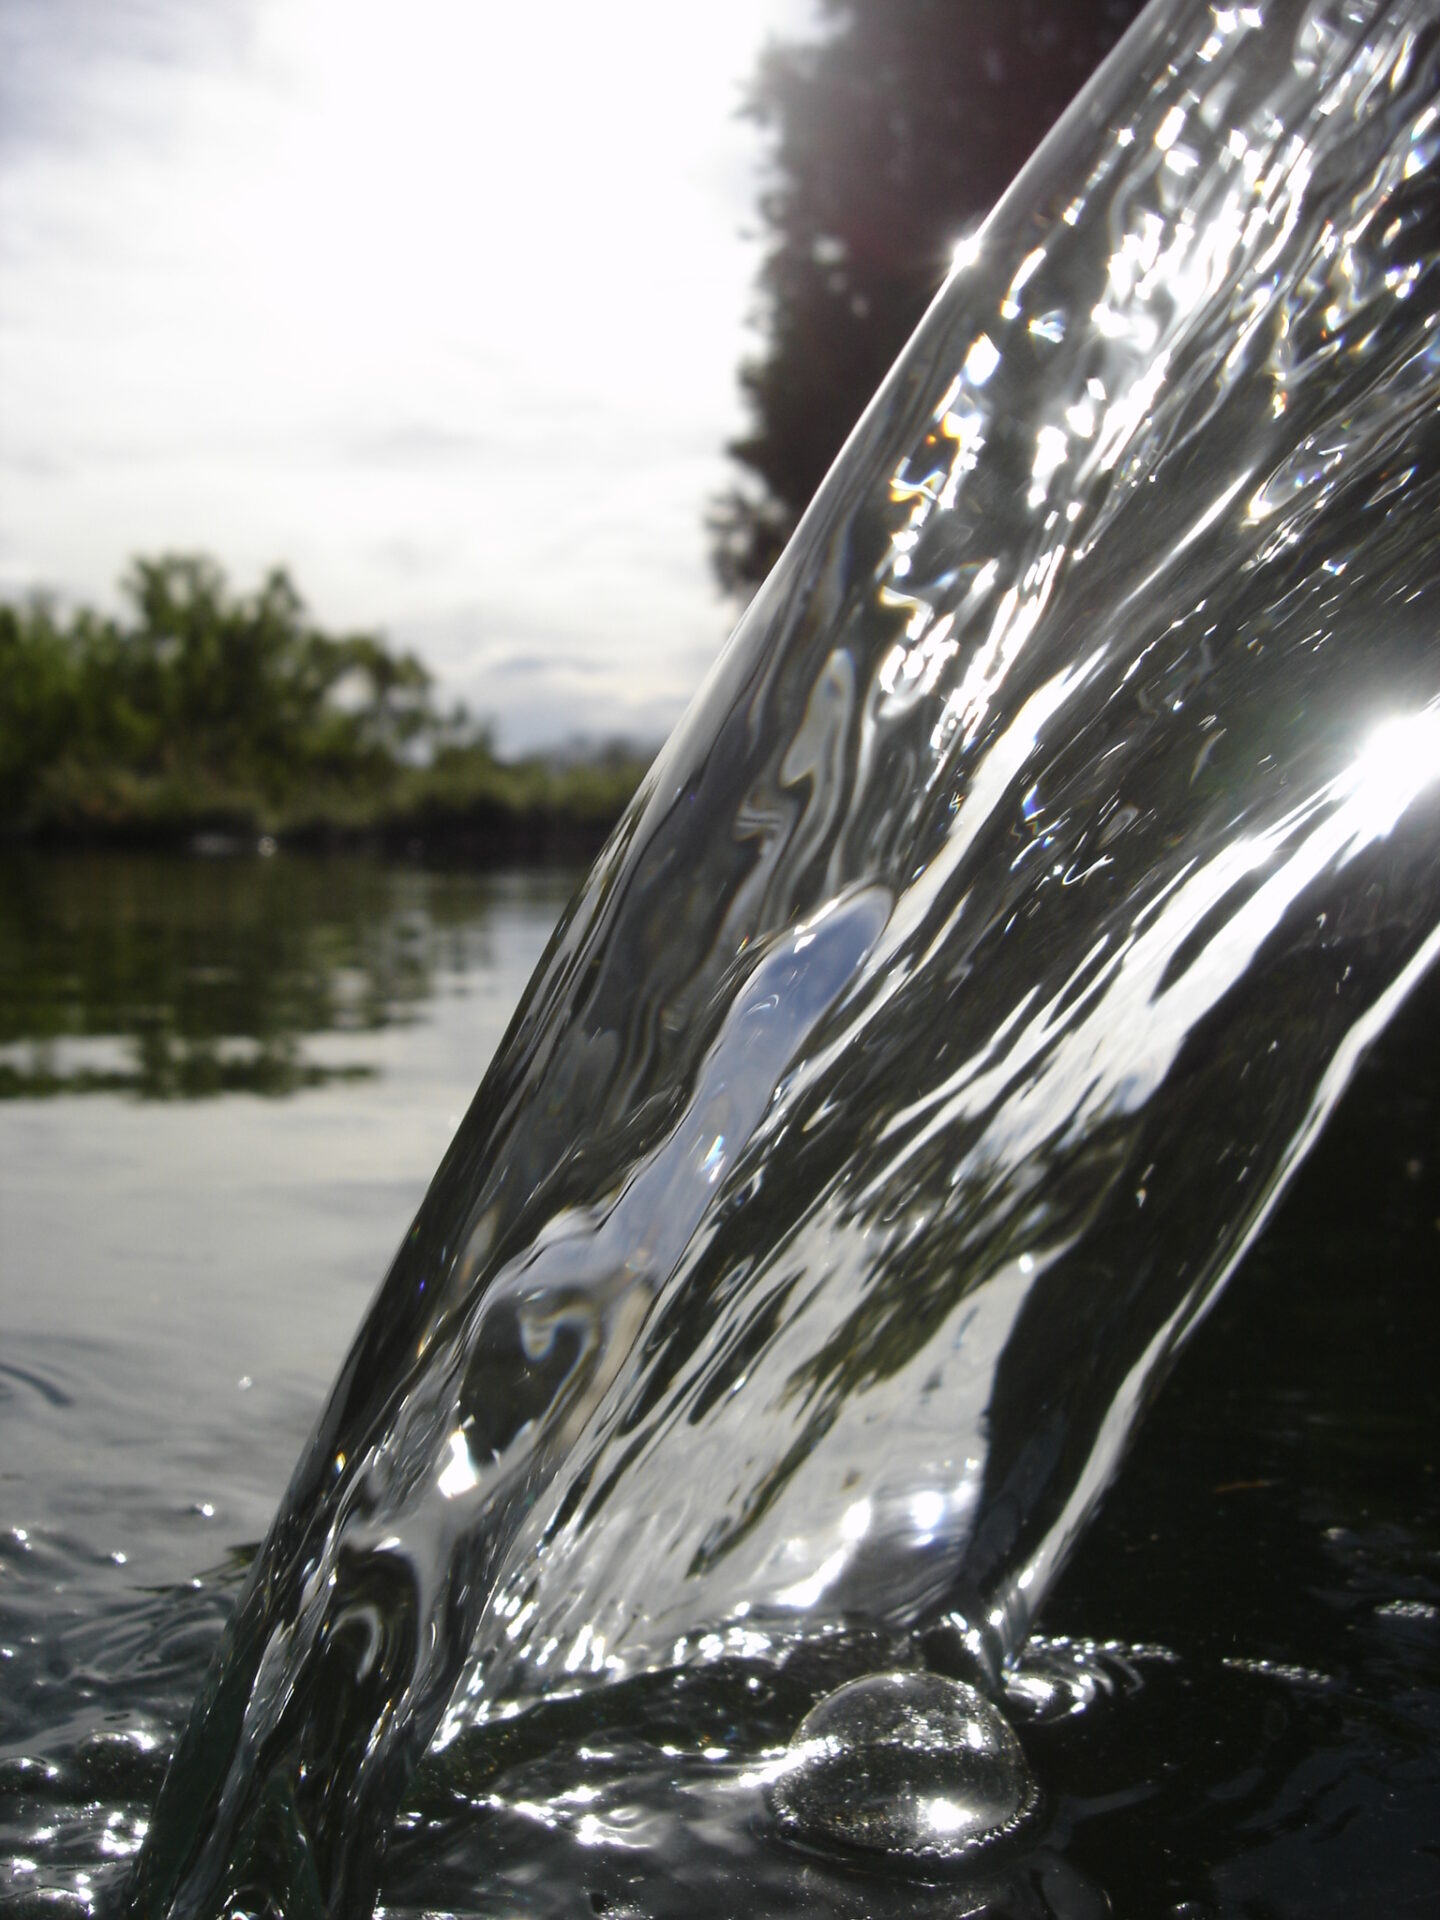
[0,0,819,751]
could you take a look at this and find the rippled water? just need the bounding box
[0,858,1436,1916]
[8,0,1440,1910]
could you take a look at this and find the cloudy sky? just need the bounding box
[0,0,817,750]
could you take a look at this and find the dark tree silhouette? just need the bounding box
[713,0,1151,594]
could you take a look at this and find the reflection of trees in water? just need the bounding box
[0,855,516,1100]
[0,1035,374,1101]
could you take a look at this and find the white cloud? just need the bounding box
[0,0,817,749]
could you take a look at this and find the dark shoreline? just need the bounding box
[0,796,634,869]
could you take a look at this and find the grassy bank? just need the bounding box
[13,744,650,863]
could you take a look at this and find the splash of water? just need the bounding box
[123,0,1440,1911]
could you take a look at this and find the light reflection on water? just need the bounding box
[0,854,1435,1915]
[0,856,573,1603]
[0,860,579,1911]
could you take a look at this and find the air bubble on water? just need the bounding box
[765,1671,1040,1875]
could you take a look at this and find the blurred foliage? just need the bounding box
[713,0,1149,593]
[0,555,648,850]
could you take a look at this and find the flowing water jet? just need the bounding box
[121,0,1440,1911]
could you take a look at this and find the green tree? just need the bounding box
[112,555,434,796]
[0,555,447,829]
[0,596,80,813]
[713,0,1149,593]
[0,554,648,846]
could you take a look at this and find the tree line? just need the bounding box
[0,554,645,851]
[3,4,1152,845]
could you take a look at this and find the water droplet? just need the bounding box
[766,1671,1040,1875]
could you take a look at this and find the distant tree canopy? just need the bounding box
[0,555,439,823]
[0,555,649,846]
[712,0,1150,593]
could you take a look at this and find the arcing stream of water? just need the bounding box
[119,1,1440,1911]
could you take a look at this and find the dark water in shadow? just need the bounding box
[1032,969,1440,1916]
[0,852,1433,1915]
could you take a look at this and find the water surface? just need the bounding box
[0,852,1434,1914]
